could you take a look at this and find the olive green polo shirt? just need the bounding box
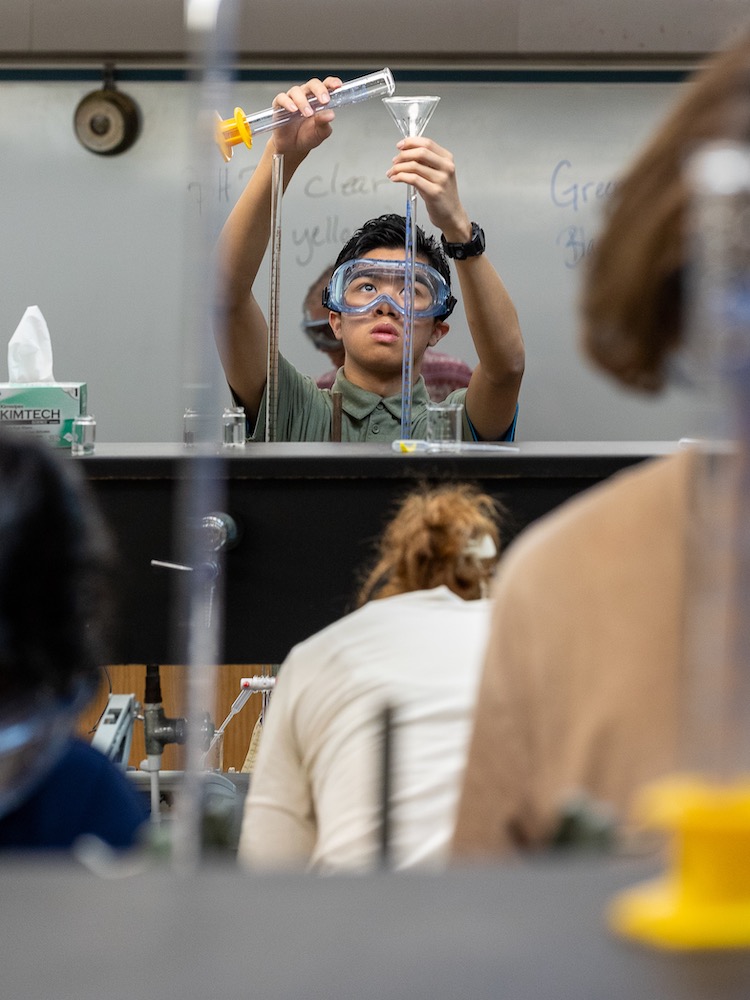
[247,354,473,443]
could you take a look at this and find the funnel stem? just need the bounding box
[382,96,441,440]
[401,185,418,439]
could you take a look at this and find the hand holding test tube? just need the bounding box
[216,67,395,161]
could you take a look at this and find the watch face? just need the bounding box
[466,225,485,253]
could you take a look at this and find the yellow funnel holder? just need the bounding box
[608,776,750,949]
[215,108,253,162]
[215,67,395,162]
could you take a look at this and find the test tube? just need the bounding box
[216,68,395,161]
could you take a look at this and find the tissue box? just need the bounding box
[0,382,87,448]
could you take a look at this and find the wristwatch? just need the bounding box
[441,222,486,260]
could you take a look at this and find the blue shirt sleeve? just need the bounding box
[466,403,519,443]
[0,739,148,852]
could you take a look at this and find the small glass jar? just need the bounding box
[222,406,246,448]
[183,407,200,447]
[71,414,96,456]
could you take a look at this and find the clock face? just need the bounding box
[74,89,141,156]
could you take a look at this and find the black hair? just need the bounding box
[333,213,452,289]
[0,431,114,702]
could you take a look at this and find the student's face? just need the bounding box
[328,247,449,378]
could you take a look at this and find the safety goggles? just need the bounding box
[323,258,456,319]
[301,317,339,352]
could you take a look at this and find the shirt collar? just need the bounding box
[331,368,430,420]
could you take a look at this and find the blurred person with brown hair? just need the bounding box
[452,26,750,860]
[238,483,505,872]
[302,263,474,401]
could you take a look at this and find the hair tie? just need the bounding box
[462,533,497,561]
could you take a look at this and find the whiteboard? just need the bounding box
[0,72,701,443]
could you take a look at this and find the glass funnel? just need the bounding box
[382,96,440,140]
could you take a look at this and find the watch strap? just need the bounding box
[441,222,486,260]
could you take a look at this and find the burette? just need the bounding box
[266,152,283,442]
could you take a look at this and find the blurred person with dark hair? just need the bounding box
[238,483,505,872]
[452,27,750,860]
[0,431,147,852]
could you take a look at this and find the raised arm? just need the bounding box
[387,137,525,440]
[214,77,341,423]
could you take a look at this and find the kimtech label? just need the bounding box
[0,407,61,425]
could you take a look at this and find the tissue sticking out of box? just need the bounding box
[1,306,86,447]
[8,305,55,383]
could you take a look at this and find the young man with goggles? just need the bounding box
[301,262,474,401]
[216,75,524,443]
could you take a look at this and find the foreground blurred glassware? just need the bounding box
[608,141,750,951]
